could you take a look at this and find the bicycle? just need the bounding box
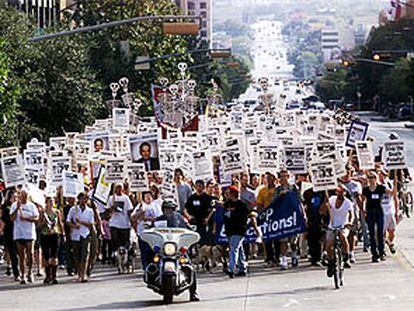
[398,181,413,218]
[328,226,345,290]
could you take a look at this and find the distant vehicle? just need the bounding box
[328,99,344,110]
[286,102,302,110]
[274,81,280,86]
[398,103,414,120]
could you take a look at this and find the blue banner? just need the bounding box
[215,191,306,244]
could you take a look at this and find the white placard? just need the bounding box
[63,171,84,198]
[257,143,280,173]
[310,159,338,192]
[49,156,72,186]
[193,151,213,181]
[127,163,149,192]
[284,145,307,174]
[355,141,375,170]
[105,158,126,183]
[382,141,407,170]
[221,144,244,176]
[112,108,130,131]
[1,155,25,188]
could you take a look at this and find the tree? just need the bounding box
[380,58,414,104]
[67,0,193,102]
[0,5,104,146]
[315,69,348,103]
[0,38,20,147]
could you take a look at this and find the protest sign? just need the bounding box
[257,143,280,173]
[91,166,111,205]
[322,151,346,178]
[355,141,375,170]
[283,145,307,174]
[62,171,84,198]
[49,137,66,151]
[193,151,213,181]
[1,155,25,188]
[215,191,306,244]
[85,131,111,152]
[382,141,407,170]
[23,148,45,170]
[159,146,178,170]
[25,167,42,187]
[128,132,160,171]
[0,147,19,158]
[49,156,71,186]
[127,163,149,192]
[346,120,369,148]
[310,159,337,192]
[74,139,91,164]
[112,108,130,131]
[314,140,336,160]
[221,143,244,176]
[105,158,126,183]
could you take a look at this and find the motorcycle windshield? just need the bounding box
[141,228,200,251]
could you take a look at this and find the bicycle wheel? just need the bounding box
[333,245,342,289]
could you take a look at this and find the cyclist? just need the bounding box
[325,185,354,277]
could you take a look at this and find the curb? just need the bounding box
[404,124,414,129]
[396,217,414,269]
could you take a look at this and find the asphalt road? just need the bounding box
[1,244,414,311]
[360,112,414,167]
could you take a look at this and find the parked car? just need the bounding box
[398,103,414,120]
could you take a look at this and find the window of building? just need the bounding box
[201,30,207,38]
[187,2,195,10]
[200,2,207,9]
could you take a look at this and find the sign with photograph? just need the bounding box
[310,159,338,192]
[128,132,160,171]
[346,120,369,148]
[355,141,375,170]
[382,141,407,170]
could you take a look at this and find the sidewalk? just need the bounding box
[397,217,414,269]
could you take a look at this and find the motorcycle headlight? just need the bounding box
[163,243,177,256]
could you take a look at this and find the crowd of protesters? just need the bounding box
[0,140,411,286]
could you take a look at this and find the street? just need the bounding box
[1,229,414,311]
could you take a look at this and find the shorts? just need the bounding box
[326,228,349,242]
[40,234,59,261]
[384,213,396,231]
[280,235,298,244]
[15,239,34,246]
[73,236,91,263]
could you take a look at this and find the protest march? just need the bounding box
[0,69,411,290]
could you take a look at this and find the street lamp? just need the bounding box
[373,54,381,61]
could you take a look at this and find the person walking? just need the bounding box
[1,190,20,281]
[362,172,395,262]
[66,192,95,282]
[10,189,40,284]
[39,197,64,284]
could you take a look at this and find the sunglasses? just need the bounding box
[367,176,375,179]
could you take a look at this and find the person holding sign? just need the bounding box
[325,185,354,278]
[362,172,396,262]
[9,189,40,284]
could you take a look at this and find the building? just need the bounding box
[6,0,74,29]
[321,28,340,62]
[211,31,232,50]
[174,0,213,44]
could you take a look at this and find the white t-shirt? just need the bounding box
[132,202,163,237]
[10,202,39,240]
[329,196,353,229]
[107,194,133,229]
[381,180,395,215]
[66,206,95,241]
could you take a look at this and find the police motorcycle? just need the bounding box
[141,222,200,304]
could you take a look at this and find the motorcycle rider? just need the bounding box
[155,200,200,302]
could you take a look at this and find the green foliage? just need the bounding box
[315,69,348,103]
[0,5,104,147]
[67,0,192,101]
[380,58,414,104]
